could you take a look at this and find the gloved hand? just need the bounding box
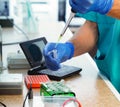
[69,0,113,14]
[43,42,74,71]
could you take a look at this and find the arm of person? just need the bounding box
[43,20,98,70]
[68,20,98,57]
[107,0,120,19]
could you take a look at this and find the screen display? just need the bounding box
[20,37,47,67]
[28,41,45,65]
[0,0,9,16]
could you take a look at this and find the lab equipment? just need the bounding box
[40,81,75,96]
[7,52,30,69]
[24,75,50,89]
[0,74,23,95]
[40,81,82,106]
[57,9,76,42]
[25,96,81,107]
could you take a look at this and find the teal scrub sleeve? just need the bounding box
[76,12,97,23]
[76,12,120,93]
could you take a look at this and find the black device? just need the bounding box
[0,19,13,27]
[0,0,13,27]
[20,37,82,80]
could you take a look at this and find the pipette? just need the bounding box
[49,10,76,58]
[57,10,76,42]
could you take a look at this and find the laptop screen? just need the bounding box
[20,37,47,68]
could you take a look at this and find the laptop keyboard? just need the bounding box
[28,65,82,80]
[39,65,81,77]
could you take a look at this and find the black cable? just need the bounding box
[2,2,29,46]
[9,19,29,40]
[23,84,33,107]
[0,102,7,107]
[28,85,33,99]
[2,17,29,46]
[23,92,29,107]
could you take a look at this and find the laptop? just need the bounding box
[20,37,82,80]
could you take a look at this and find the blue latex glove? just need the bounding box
[43,42,74,71]
[69,0,113,14]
